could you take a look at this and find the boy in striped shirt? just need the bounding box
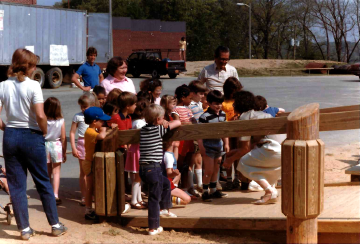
[139,104,181,235]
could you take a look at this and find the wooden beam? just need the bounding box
[111,110,360,146]
[279,104,360,117]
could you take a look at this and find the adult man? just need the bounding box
[198,46,239,93]
[72,47,104,92]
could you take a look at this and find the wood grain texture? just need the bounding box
[294,140,307,218]
[317,139,325,213]
[287,217,318,243]
[279,104,360,117]
[306,140,319,217]
[287,103,319,140]
[105,152,117,216]
[115,150,125,215]
[94,152,105,216]
[282,140,295,217]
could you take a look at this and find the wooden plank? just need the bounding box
[279,104,360,117]
[306,140,319,217]
[281,140,295,217]
[94,152,105,216]
[115,150,125,215]
[105,152,117,216]
[318,139,325,213]
[294,140,307,218]
[345,164,360,175]
[318,220,360,233]
[113,110,360,146]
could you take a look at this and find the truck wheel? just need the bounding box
[30,67,45,88]
[168,74,177,79]
[132,70,141,78]
[46,67,63,89]
[151,69,160,78]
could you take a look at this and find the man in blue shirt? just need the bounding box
[72,47,104,92]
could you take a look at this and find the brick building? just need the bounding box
[1,0,36,4]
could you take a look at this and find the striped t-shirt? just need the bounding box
[139,124,170,164]
[199,108,226,148]
[188,101,204,122]
[171,106,194,123]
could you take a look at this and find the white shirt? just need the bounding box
[132,119,146,129]
[72,112,89,137]
[0,77,43,130]
[198,63,239,93]
[164,151,176,169]
[45,118,64,141]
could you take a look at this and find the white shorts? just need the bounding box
[45,140,63,164]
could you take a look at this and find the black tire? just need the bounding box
[168,73,177,79]
[6,213,11,225]
[30,67,45,88]
[151,69,160,78]
[132,70,141,78]
[46,67,63,89]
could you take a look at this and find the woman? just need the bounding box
[223,91,284,205]
[100,56,136,95]
[0,49,67,240]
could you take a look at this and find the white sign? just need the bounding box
[50,45,69,66]
[0,10,4,31]
[25,46,35,53]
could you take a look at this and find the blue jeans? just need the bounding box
[3,128,59,230]
[139,163,172,230]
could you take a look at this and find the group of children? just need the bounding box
[0,75,285,236]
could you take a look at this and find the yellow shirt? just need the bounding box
[222,99,238,121]
[84,127,99,162]
[179,40,186,50]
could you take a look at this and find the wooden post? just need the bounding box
[115,150,126,215]
[282,103,324,243]
[105,152,117,216]
[94,152,106,216]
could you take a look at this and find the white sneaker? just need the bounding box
[148,226,163,235]
[160,209,177,218]
[248,181,264,192]
[122,203,130,214]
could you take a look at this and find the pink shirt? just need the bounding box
[100,75,136,95]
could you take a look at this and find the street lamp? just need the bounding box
[237,3,251,59]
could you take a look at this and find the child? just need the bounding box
[116,92,137,146]
[222,77,243,190]
[44,97,67,205]
[171,85,198,197]
[198,90,229,201]
[139,104,181,235]
[83,107,110,220]
[125,97,150,209]
[106,88,122,104]
[0,165,9,194]
[201,89,209,111]
[163,141,191,207]
[188,80,207,192]
[93,85,106,108]
[69,95,91,206]
[255,95,285,117]
[139,78,162,104]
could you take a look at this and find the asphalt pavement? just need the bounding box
[0,74,359,202]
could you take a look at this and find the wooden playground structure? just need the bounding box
[94,103,360,243]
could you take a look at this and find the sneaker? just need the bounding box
[122,203,131,214]
[232,178,240,189]
[224,181,233,191]
[187,187,200,198]
[55,198,62,205]
[216,181,222,191]
[210,190,228,198]
[201,191,212,202]
[160,209,177,218]
[248,181,264,192]
[85,210,98,221]
[52,222,68,237]
[148,226,163,235]
[21,228,35,240]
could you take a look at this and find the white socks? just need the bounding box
[195,169,202,188]
[52,223,60,228]
[131,182,140,205]
[22,227,30,232]
[188,170,194,189]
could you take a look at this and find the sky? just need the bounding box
[37,0,59,6]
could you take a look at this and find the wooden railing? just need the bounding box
[94,104,360,243]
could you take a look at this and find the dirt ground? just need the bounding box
[1,141,358,243]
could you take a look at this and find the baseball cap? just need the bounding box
[84,107,111,121]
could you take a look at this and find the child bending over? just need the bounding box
[255,95,285,117]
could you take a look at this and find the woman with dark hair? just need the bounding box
[100,56,136,95]
[223,90,285,205]
[0,49,67,240]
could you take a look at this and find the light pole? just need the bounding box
[237,3,251,59]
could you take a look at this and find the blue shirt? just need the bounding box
[264,107,279,117]
[76,62,101,88]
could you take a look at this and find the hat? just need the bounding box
[84,107,111,121]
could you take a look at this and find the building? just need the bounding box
[1,0,36,4]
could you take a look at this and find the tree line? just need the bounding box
[55,0,360,62]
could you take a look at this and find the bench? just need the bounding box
[268,67,334,76]
[345,162,360,182]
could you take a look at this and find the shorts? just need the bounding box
[204,146,224,159]
[168,177,176,190]
[180,48,185,51]
[77,137,85,160]
[82,159,93,176]
[45,140,63,164]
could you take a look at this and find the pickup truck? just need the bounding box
[126,49,186,79]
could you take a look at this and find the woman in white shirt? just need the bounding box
[0,49,67,240]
